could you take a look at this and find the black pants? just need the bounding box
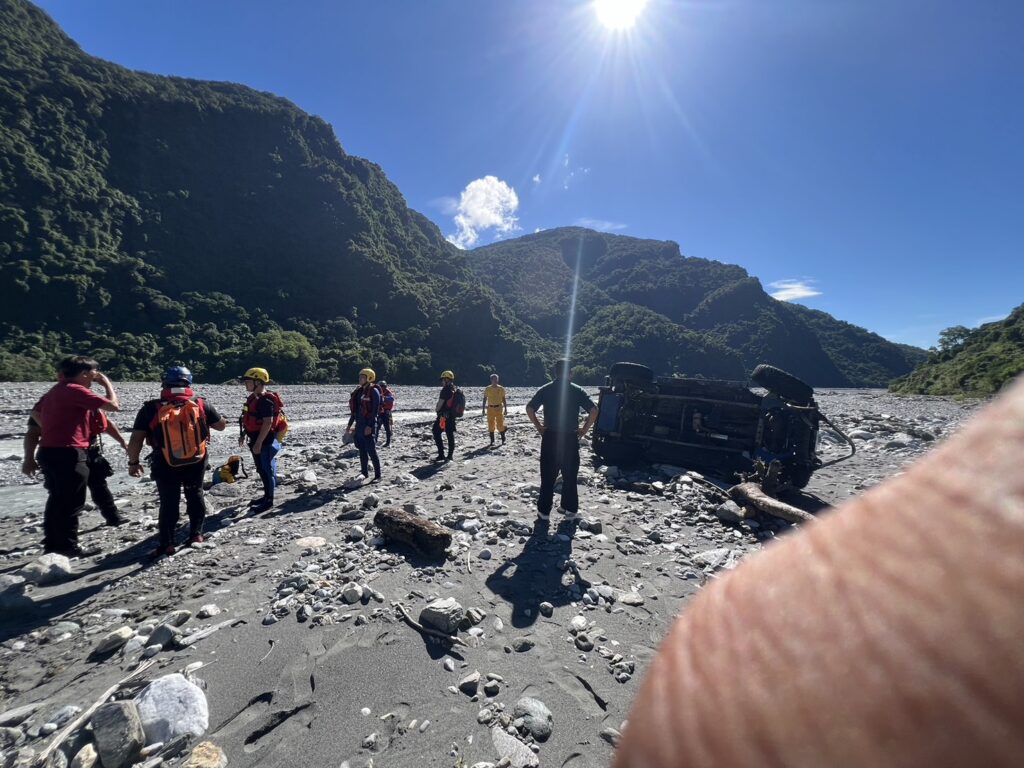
[152,460,207,548]
[376,411,392,444]
[86,446,119,523]
[354,422,381,478]
[432,414,456,457]
[37,447,89,553]
[538,431,580,516]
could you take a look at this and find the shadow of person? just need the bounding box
[484,515,585,629]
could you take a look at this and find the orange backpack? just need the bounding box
[150,398,209,466]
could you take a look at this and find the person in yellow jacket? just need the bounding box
[482,373,508,446]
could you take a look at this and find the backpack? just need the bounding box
[150,398,209,467]
[446,387,466,418]
[380,385,396,413]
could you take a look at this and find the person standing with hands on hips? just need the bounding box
[482,373,508,447]
[525,359,598,520]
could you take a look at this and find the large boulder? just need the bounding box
[135,673,209,744]
[91,701,144,768]
[513,697,553,742]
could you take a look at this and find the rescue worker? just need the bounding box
[432,370,458,462]
[482,373,508,446]
[127,366,227,557]
[525,359,598,519]
[28,356,121,557]
[346,368,382,482]
[376,379,395,447]
[238,367,284,511]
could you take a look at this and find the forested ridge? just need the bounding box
[1,0,926,387]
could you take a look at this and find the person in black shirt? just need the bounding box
[432,370,458,462]
[526,359,598,519]
[126,366,227,557]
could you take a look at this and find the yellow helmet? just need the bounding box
[359,368,376,383]
[242,367,270,383]
[440,370,455,381]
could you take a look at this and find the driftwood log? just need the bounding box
[374,507,451,558]
[728,482,816,525]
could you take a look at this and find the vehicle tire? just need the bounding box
[609,362,654,389]
[750,364,814,405]
[593,437,637,467]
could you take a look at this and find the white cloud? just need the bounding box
[532,174,542,185]
[446,175,520,249]
[768,279,822,302]
[574,217,626,232]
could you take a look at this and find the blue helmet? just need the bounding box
[162,365,193,387]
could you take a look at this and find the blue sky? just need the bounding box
[36,0,1024,348]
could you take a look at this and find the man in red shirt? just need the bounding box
[29,356,120,557]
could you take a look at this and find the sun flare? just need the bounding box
[594,0,648,30]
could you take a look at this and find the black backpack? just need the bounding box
[446,387,466,417]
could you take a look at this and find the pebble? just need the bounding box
[94,626,134,654]
[511,637,535,652]
[538,602,553,617]
[196,604,221,619]
[513,697,554,742]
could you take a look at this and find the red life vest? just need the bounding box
[241,391,286,435]
[349,384,381,421]
[88,409,108,439]
[380,385,396,413]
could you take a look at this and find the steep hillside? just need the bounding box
[890,306,1024,396]
[471,228,922,387]
[0,0,551,382]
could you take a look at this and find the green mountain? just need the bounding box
[0,0,552,383]
[0,1,924,388]
[470,228,924,386]
[890,306,1024,397]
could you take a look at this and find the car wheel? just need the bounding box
[750,364,814,405]
[593,437,637,467]
[609,362,654,390]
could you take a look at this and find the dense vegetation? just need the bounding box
[890,305,1024,397]
[1,1,925,389]
[0,0,551,383]
[471,228,924,387]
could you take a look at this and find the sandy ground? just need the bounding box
[0,383,984,767]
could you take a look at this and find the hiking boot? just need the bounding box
[152,544,175,559]
[188,533,205,546]
[433,453,446,462]
[103,513,127,527]
[501,433,506,444]
[489,433,495,446]
[250,498,274,513]
[248,496,269,507]
[370,474,382,484]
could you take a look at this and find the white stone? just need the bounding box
[419,597,464,635]
[341,582,364,604]
[295,536,326,549]
[94,626,134,654]
[135,673,209,744]
[491,726,540,767]
[19,554,72,585]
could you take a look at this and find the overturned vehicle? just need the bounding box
[592,362,839,489]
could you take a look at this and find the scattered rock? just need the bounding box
[0,701,43,727]
[295,536,327,549]
[19,553,72,585]
[341,582,364,604]
[538,602,553,617]
[619,592,645,607]
[419,598,464,635]
[70,743,98,768]
[458,671,481,695]
[491,726,540,767]
[182,741,228,768]
[135,673,209,744]
[91,701,145,768]
[511,637,535,652]
[196,604,221,619]
[94,626,134,654]
[513,696,554,742]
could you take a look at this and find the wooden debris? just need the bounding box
[374,507,451,558]
[728,482,816,525]
[179,617,245,647]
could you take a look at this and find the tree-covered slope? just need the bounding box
[0,0,551,383]
[890,306,1024,397]
[471,228,922,387]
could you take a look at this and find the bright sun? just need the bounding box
[594,0,648,30]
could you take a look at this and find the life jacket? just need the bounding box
[241,391,289,441]
[445,386,466,417]
[380,385,396,413]
[148,394,209,467]
[350,384,381,421]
